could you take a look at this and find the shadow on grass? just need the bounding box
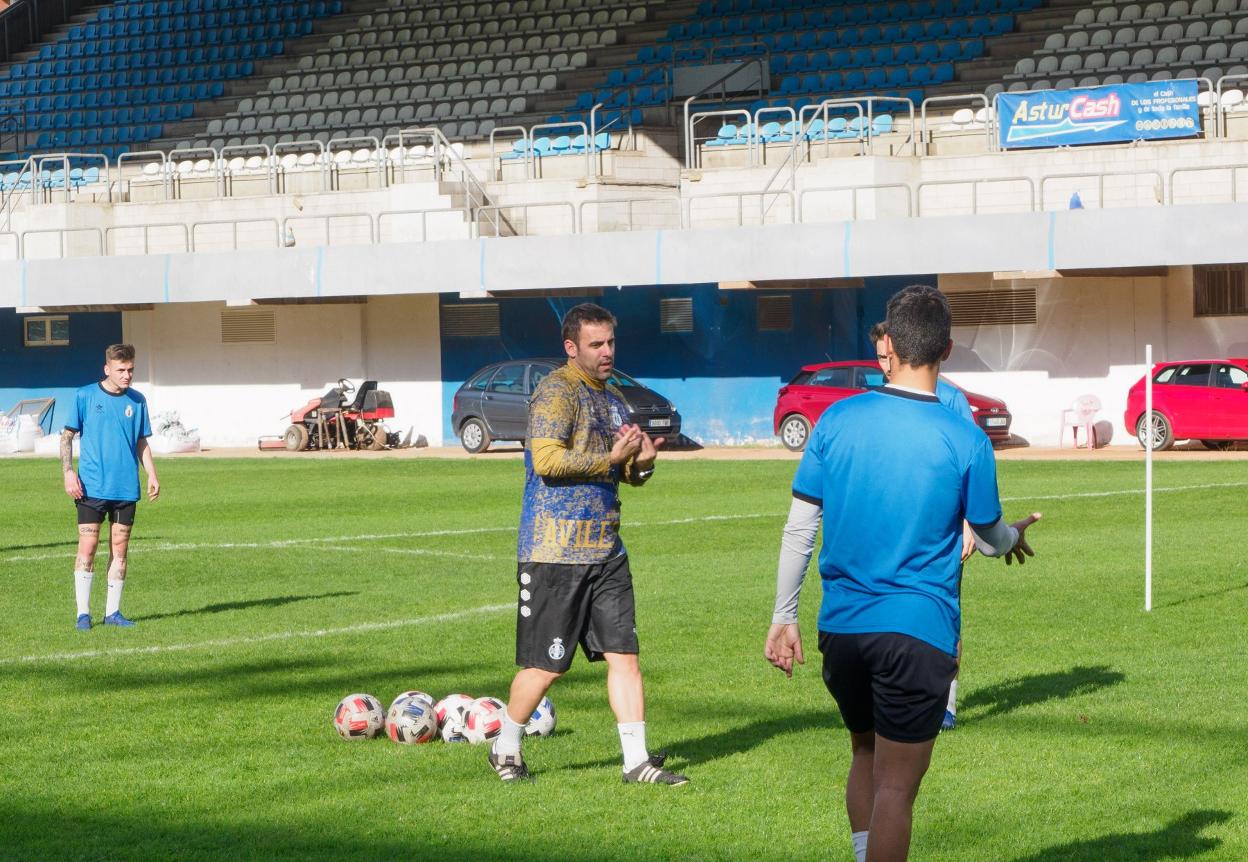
[555,709,834,773]
[137,591,359,622]
[1014,810,1230,862]
[1158,581,1248,609]
[962,665,1125,721]
[1,536,171,553]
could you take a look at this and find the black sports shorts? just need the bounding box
[818,631,958,744]
[515,555,639,673]
[76,497,137,527]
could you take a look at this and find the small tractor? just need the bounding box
[282,378,398,451]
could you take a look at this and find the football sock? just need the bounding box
[618,721,648,771]
[105,579,125,617]
[852,830,869,862]
[947,680,958,716]
[74,571,93,617]
[492,714,525,757]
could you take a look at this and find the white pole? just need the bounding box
[1145,343,1153,612]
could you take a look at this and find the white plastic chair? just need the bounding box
[1059,394,1103,448]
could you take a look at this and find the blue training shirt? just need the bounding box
[791,387,1003,656]
[936,378,974,423]
[65,383,152,502]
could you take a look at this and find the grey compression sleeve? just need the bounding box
[970,517,1019,557]
[772,497,822,624]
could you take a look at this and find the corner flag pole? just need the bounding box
[1145,343,1153,612]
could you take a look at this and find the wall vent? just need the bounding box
[948,288,1037,327]
[441,303,501,337]
[220,308,276,343]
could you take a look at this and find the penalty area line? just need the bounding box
[0,603,513,666]
[1001,481,1248,503]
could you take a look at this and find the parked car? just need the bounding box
[1125,358,1248,450]
[773,360,1013,451]
[451,358,681,453]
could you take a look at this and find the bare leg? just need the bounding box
[603,652,644,723]
[866,735,937,862]
[76,524,100,573]
[504,667,562,725]
[846,730,876,832]
[108,522,132,581]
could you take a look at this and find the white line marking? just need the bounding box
[323,545,506,563]
[0,603,513,666]
[1001,481,1248,503]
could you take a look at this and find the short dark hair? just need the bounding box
[105,343,135,363]
[884,285,950,368]
[561,303,617,345]
[868,321,887,344]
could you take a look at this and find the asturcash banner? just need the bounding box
[997,81,1201,149]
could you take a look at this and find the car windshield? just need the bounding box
[607,370,642,388]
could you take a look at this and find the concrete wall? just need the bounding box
[121,295,442,447]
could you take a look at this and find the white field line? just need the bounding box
[0,603,513,666]
[999,481,1248,503]
[323,544,506,563]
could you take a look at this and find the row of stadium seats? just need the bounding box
[691,0,1034,18]
[0,167,105,191]
[665,9,1025,40]
[498,132,613,159]
[376,0,641,14]
[1072,0,1247,25]
[770,40,985,72]
[3,83,225,110]
[705,114,897,146]
[1018,42,1248,76]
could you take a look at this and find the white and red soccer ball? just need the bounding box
[435,693,475,743]
[463,696,507,744]
[334,693,385,740]
[526,696,557,737]
[385,695,438,745]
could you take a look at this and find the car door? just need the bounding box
[1212,363,1248,438]
[481,362,530,440]
[802,367,858,423]
[1165,363,1215,438]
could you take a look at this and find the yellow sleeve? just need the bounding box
[530,437,612,480]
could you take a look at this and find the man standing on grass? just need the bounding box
[871,319,976,731]
[487,303,687,786]
[61,343,159,630]
[766,286,1039,862]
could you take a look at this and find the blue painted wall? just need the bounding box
[0,310,124,433]
[439,277,922,444]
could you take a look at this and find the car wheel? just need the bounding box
[459,417,491,454]
[1200,439,1233,451]
[780,414,811,452]
[1136,411,1174,451]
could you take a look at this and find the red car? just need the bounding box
[773,361,1013,451]
[1125,358,1248,450]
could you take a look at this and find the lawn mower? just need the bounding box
[279,378,401,451]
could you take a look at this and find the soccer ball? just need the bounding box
[462,696,506,744]
[435,693,475,743]
[385,695,438,745]
[390,690,435,711]
[334,693,385,740]
[525,696,557,737]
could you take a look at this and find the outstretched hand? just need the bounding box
[765,623,805,678]
[1005,512,1042,565]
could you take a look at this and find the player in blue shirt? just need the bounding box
[766,287,1040,862]
[61,344,160,630]
[871,319,976,731]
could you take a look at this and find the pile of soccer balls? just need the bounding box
[334,690,557,744]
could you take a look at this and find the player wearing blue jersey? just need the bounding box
[61,344,159,630]
[871,319,975,730]
[767,287,1040,862]
[487,304,686,786]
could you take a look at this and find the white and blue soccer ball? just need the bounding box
[525,696,557,737]
[385,695,438,745]
[434,693,475,743]
[390,690,435,712]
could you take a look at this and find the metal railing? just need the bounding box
[104,223,190,256]
[190,218,280,252]
[577,196,682,232]
[327,136,384,190]
[798,184,915,222]
[682,58,768,168]
[0,230,18,260]
[377,207,469,243]
[283,212,376,247]
[474,200,576,237]
[916,176,1036,216]
[1216,73,1248,139]
[273,139,330,193]
[920,93,994,152]
[168,147,223,197]
[687,108,753,169]
[220,144,275,197]
[488,125,530,180]
[1039,170,1165,210]
[116,150,172,201]
[1169,162,1248,204]
[684,189,796,228]
[20,226,103,259]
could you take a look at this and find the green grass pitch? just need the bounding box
[1,456,1245,861]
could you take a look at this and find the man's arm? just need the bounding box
[970,513,1040,564]
[765,496,822,677]
[61,429,84,500]
[530,428,640,481]
[137,436,160,501]
[621,430,663,486]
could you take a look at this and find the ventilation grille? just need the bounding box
[441,303,501,337]
[220,308,276,343]
[1194,265,1248,317]
[758,294,793,331]
[659,297,693,333]
[948,288,1037,327]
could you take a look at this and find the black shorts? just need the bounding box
[515,555,639,673]
[76,498,137,527]
[819,631,958,744]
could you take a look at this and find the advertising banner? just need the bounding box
[997,80,1201,149]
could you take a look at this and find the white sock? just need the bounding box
[618,721,648,772]
[492,713,525,757]
[947,679,958,715]
[74,571,93,617]
[852,830,869,862]
[106,579,125,617]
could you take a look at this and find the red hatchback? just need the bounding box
[1125,358,1248,450]
[773,361,1013,451]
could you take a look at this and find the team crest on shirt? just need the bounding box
[548,638,566,661]
[124,405,134,418]
[609,403,624,428]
